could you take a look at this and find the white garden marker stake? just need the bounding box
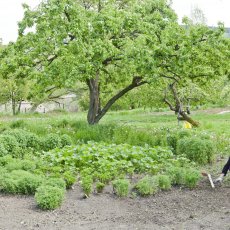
[207,174,215,188]
[201,172,215,188]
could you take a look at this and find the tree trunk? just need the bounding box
[12,99,16,115]
[178,111,200,127]
[86,73,101,125]
[30,103,40,113]
[164,83,200,127]
[11,92,16,115]
[86,76,147,125]
[17,99,22,114]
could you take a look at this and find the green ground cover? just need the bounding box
[0,108,229,209]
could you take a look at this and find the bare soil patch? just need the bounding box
[0,177,229,230]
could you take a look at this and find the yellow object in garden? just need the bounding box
[184,121,192,129]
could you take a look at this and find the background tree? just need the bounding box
[18,0,177,124]
[146,19,230,126]
[190,5,207,25]
[0,42,35,115]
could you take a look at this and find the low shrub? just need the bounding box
[5,160,23,171]
[26,132,41,150]
[74,122,115,143]
[5,159,36,172]
[42,178,66,189]
[177,130,192,139]
[60,134,72,148]
[184,169,201,188]
[157,175,171,191]
[0,177,18,194]
[112,179,130,197]
[3,129,28,148]
[35,185,65,210]
[135,176,158,196]
[0,135,20,158]
[113,127,160,147]
[166,133,178,154]
[166,129,192,154]
[0,170,43,195]
[0,167,7,175]
[9,120,25,129]
[16,173,43,194]
[62,171,76,189]
[167,167,185,186]
[0,143,8,157]
[81,175,93,197]
[56,119,69,128]
[21,160,37,171]
[3,129,40,150]
[41,133,62,151]
[0,155,13,166]
[177,137,215,164]
[96,172,113,184]
[96,182,105,193]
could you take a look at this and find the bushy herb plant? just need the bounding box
[177,137,215,164]
[184,169,201,188]
[96,182,105,193]
[81,175,93,197]
[135,176,158,196]
[112,179,130,197]
[41,133,62,151]
[35,185,65,210]
[157,175,171,191]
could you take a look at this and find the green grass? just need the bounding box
[0,107,230,139]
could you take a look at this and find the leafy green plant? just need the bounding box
[4,159,36,172]
[60,134,72,147]
[38,141,184,185]
[16,173,44,194]
[96,182,105,193]
[135,176,158,196]
[5,160,23,171]
[81,175,93,197]
[41,133,61,151]
[56,119,69,128]
[0,170,43,195]
[167,133,178,154]
[167,167,185,186]
[0,155,13,166]
[177,130,192,139]
[21,159,37,171]
[42,177,66,189]
[0,135,20,158]
[157,175,171,191]
[0,143,8,157]
[112,179,130,197]
[177,137,215,164]
[3,129,28,148]
[9,120,25,129]
[35,185,65,210]
[97,172,113,184]
[184,169,201,188]
[0,177,18,194]
[26,132,41,150]
[63,171,76,189]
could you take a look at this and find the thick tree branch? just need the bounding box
[94,77,147,123]
[163,87,176,111]
[102,56,122,66]
[160,74,179,83]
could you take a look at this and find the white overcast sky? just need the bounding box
[0,0,230,44]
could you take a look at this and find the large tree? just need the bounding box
[0,42,34,115]
[146,19,230,126]
[18,0,177,124]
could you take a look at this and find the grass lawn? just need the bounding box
[0,107,229,136]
